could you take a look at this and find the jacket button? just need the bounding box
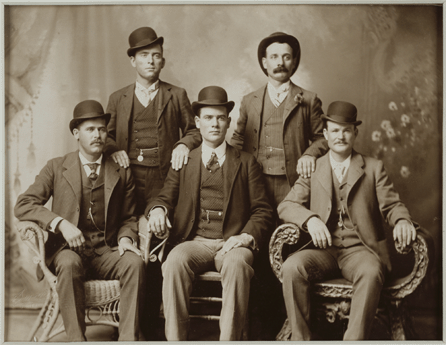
[254,129,257,133]
[253,147,257,151]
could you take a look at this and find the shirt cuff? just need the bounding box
[119,236,137,247]
[48,217,64,233]
[241,233,258,252]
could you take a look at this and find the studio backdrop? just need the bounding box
[4,4,441,314]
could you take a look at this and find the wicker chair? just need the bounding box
[269,223,430,341]
[16,217,167,342]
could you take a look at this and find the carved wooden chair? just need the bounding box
[269,223,430,341]
[16,217,167,342]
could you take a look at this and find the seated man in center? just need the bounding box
[146,86,273,341]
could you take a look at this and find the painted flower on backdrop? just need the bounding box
[294,92,304,106]
[371,86,439,180]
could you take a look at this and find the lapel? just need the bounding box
[186,146,202,214]
[222,144,241,217]
[251,86,266,131]
[62,151,83,208]
[345,150,365,199]
[103,155,121,227]
[157,80,172,123]
[313,153,333,202]
[283,82,303,124]
[121,84,135,124]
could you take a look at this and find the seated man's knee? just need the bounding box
[357,260,385,286]
[120,251,145,273]
[282,254,308,282]
[54,250,84,277]
[220,248,254,278]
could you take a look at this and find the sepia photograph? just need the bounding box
[4,2,442,342]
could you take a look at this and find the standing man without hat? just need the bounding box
[278,101,417,340]
[146,86,273,341]
[14,100,145,341]
[105,26,201,215]
[230,32,328,338]
[104,27,201,338]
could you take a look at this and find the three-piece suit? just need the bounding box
[105,80,201,214]
[14,151,144,341]
[146,143,273,341]
[278,150,413,340]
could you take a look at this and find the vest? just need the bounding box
[258,93,287,175]
[128,92,160,167]
[78,162,106,256]
[196,162,224,239]
[329,169,362,248]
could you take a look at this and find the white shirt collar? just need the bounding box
[267,80,291,94]
[135,79,159,93]
[201,141,227,166]
[329,150,351,170]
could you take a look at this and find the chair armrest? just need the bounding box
[384,231,429,299]
[16,221,57,288]
[137,216,169,265]
[269,223,301,283]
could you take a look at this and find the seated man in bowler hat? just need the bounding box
[146,86,273,341]
[105,26,201,215]
[278,101,417,340]
[15,100,145,341]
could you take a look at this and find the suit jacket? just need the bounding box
[230,82,328,186]
[146,144,274,249]
[278,150,413,271]
[105,80,202,178]
[14,151,138,271]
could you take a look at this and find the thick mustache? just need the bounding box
[273,66,289,73]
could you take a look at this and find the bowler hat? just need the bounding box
[321,101,362,126]
[69,100,111,133]
[127,27,164,57]
[192,86,235,115]
[258,32,301,76]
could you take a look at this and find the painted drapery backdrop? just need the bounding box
[5,4,441,317]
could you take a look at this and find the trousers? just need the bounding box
[282,244,385,340]
[162,236,255,341]
[130,164,165,216]
[51,248,146,341]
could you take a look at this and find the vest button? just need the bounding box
[281,167,285,170]
[253,147,257,151]
[135,139,139,142]
[254,129,257,133]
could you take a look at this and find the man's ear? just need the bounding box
[161,57,166,69]
[73,128,80,140]
[195,115,201,129]
[129,56,136,68]
[323,128,328,140]
[262,57,267,70]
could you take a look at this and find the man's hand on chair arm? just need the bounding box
[147,207,171,238]
[393,219,416,250]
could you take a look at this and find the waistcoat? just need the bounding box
[78,163,106,256]
[196,162,224,239]
[128,92,160,167]
[329,170,362,248]
[258,93,286,175]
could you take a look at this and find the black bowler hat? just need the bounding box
[258,32,301,76]
[127,27,164,57]
[322,101,362,126]
[191,86,235,115]
[69,100,111,133]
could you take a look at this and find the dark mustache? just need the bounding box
[273,66,289,73]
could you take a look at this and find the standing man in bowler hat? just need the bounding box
[230,31,328,338]
[105,27,201,338]
[146,86,273,341]
[15,100,145,341]
[278,101,417,340]
[105,27,201,215]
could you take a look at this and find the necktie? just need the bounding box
[206,152,220,173]
[333,164,345,183]
[87,163,99,181]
